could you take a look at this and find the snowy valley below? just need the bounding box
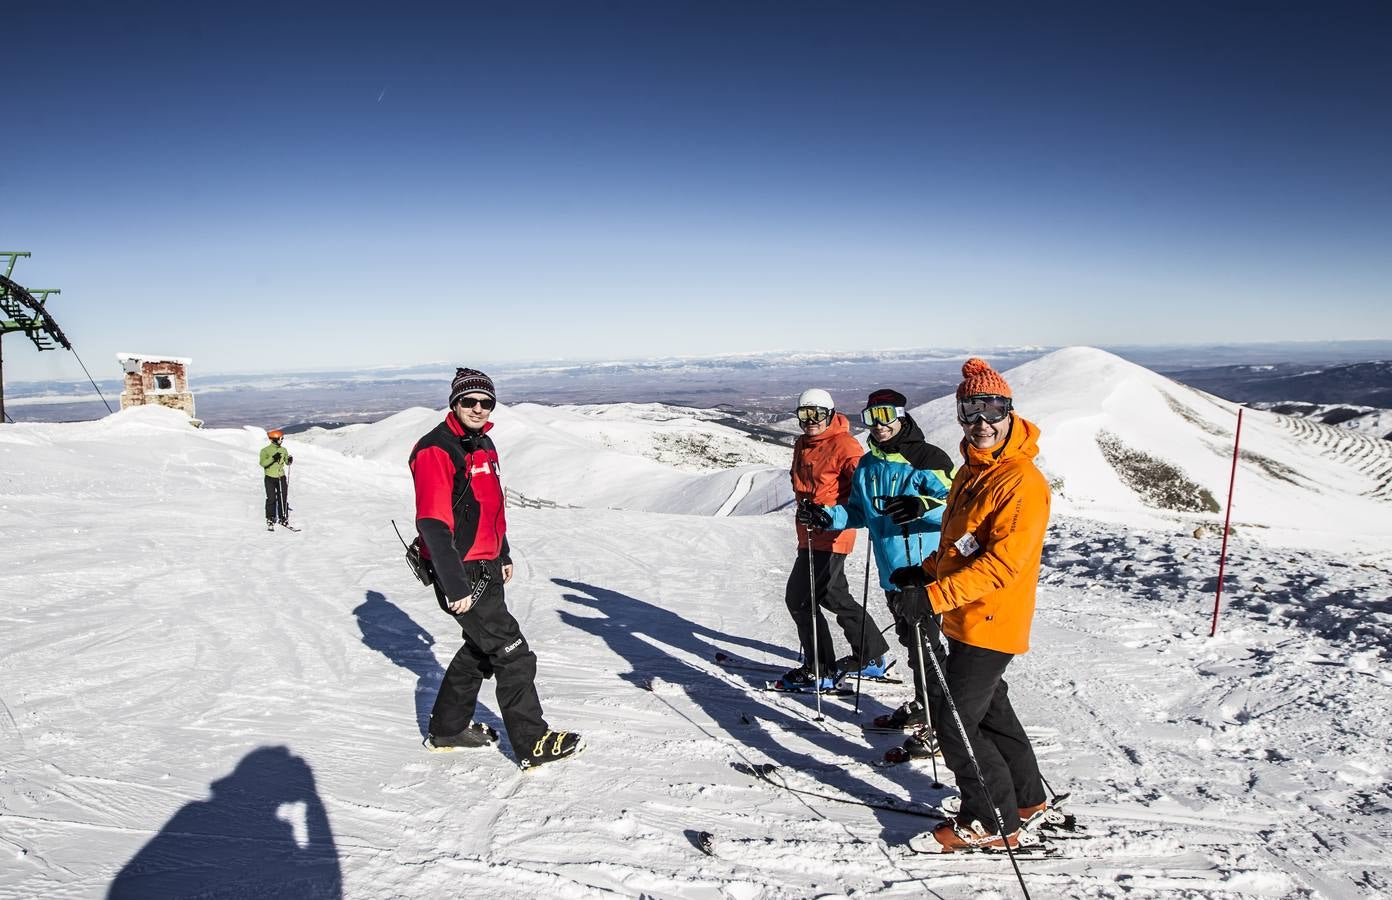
[2,348,1390,899]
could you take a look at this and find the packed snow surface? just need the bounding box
[3,351,1391,899]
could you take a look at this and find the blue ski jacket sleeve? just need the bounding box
[825,432,954,591]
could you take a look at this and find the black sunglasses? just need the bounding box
[456,396,496,411]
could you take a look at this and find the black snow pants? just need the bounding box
[264,476,288,523]
[784,547,890,673]
[429,558,548,753]
[931,639,1045,834]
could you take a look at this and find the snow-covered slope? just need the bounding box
[3,404,1391,898]
[296,402,793,517]
[912,347,1392,555]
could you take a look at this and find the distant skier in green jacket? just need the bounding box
[259,429,293,530]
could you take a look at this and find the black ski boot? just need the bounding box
[902,726,940,758]
[870,699,926,731]
[426,722,499,751]
[518,730,582,770]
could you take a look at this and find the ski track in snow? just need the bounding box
[1,405,1390,899]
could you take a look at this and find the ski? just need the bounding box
[734,762,1085,838]
[279,523,302,532]
[713,651,789,674]
[716,653,903,685]
[762,680,854,697]
[734,762,947,819]
[906,836,1065,857]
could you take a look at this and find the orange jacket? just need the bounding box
[923,415,1050,655]
[791,412,862,553]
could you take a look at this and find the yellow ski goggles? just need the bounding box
[861,404,905,426]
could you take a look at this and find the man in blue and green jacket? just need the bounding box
[807,389,954,734]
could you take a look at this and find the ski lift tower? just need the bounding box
[0,251,73,423]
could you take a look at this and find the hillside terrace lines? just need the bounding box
[1270,410,1392,501]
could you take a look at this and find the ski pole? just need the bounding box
[918,614,1031,899]
[807,541,824,723]
[898,521,944,784]
[853,537,872,713]
[910,622,943,789]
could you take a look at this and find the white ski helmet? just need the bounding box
[797,388,834,412]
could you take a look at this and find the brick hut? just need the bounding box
[117,353,197,419]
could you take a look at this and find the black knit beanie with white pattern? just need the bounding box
[448,368,495,408]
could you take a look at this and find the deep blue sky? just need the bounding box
[4,1,1390,380]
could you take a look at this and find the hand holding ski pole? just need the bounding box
[877,495,925,525]
[888,564,931,590]
[795,498,832,530]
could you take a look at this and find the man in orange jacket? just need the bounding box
[890,358,1051,853]
[780,389,890,691]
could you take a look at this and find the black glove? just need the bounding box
[889,588,933,628]
[795,498,832,530]
[272,452,283,462]
[888,564,929,590]
[879,495,925,526]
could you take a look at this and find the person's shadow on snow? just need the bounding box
[552,577,951,844]
[353,590,502,741]
[353,590,441,737]
[107,745,341,900]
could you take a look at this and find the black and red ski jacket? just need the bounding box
[409,412,510,602]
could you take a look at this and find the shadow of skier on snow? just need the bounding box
[107,745,341,900]
[353,590,504,741]
[353,590,442,737]
[552,577,951,844]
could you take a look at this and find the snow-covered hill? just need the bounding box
[910,347,1392,556]
[295,402,793,517]
[2,388,1390,898]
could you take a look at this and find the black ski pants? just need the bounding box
[931,639,1045,834]
[430,558,549,753]
[784,548,889,672]
[887,590,946,713]
[264,476,288,523]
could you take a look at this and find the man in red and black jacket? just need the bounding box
[409,367,581,769]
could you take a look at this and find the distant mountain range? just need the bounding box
[6,342,1390,436]
[1159,361,1392,407]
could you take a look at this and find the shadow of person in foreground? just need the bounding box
[552,577,949,845]
[108,745,341,900]
[353,590,440,737]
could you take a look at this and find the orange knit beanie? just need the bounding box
[956,357,1012,399]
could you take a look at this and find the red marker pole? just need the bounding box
[1210,407,1244,637]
